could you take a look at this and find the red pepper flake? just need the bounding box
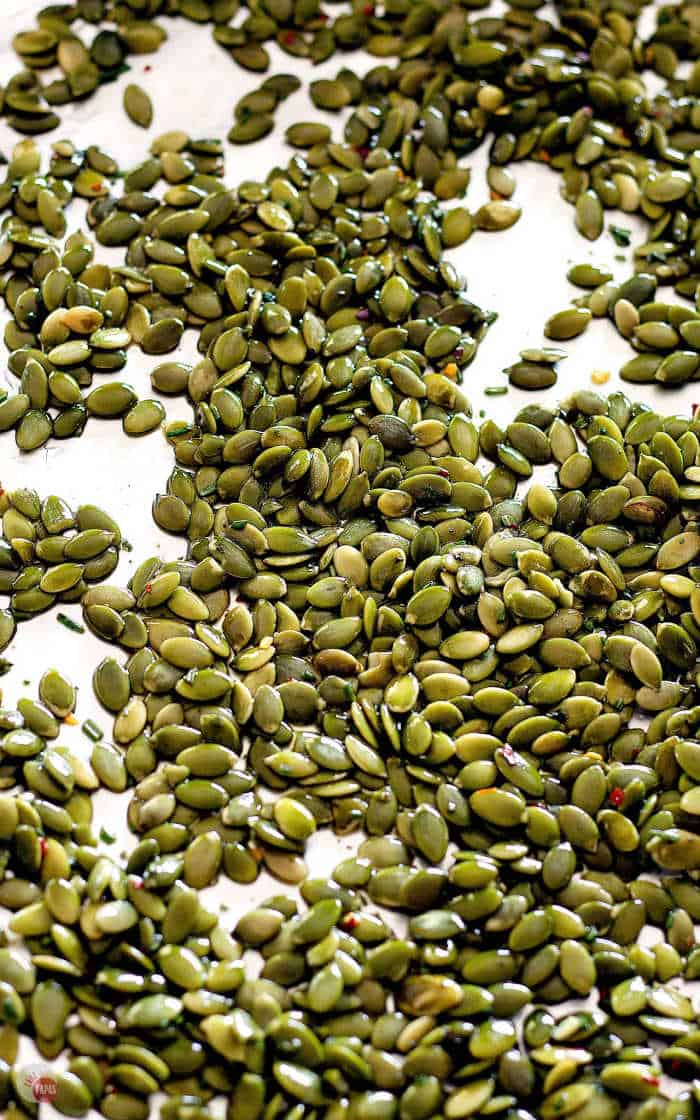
[609,786,625,807]
[362,3,374,14]
[282,30,297,44]
[130,875,144,889]
[342,914,359,930]
[356,308,370,321]
[353,144,370,159]
[39,838,48,859]
[318,10,329,20]
[642,1076,660,1088]
[91,182,102,192]
[144,64,152,72]
[144,582,153,594]
[693,402,700,416]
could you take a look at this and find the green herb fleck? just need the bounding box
[57,613,85,633]
[610,225,631,247]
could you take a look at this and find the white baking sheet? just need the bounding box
[0,1,697,1113]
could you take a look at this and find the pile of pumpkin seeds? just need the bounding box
[11,0,700,401]
[1,0,700,1117]
[0,125,489,453]
[0,669,84,804]
[561,269,700,389]
[5,362,700,1117]
[8,0,700,225]
[0,486,122,648]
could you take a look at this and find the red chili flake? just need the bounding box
[282,30,297,44]
[130,875,144,889]
[342,914,359,930]
[693,402,700,415]
[609,786,625,807]
[356,308,370,321]
[318,10,329,20]
[91,183,102,192]
[362,3,374,14]
[39,837,48,859]
[144,582,153,594]
[144,64,152,72]
[0,486,4,497]
[642,1076,660,1088]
